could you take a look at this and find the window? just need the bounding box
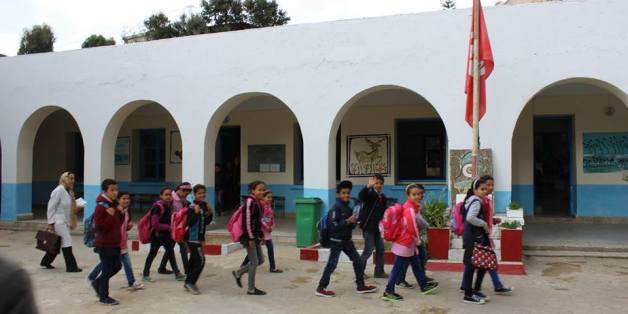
[396,119,446,181]
[138,129,165,181]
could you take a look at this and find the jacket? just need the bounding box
[393,200,420,248]
[462,196,489,250]
[260,200,275,241]
[150,200,173,238]
[186,200,213,243]
[358,187,387,232]
[94,194,123,248]
[240,196,263,243]
[329,199,357,243]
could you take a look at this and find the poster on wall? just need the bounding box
[347,134,391,177]
[449,149,493,204]
[583,132,628,174]
[170,131,182,164]
[115,137,130,165]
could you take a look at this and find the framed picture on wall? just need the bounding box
[170,130,182,164]
[115,137,130,165]
[347,134,391,177]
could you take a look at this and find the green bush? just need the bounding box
[500,220,522,229]
[422,192,449,228]
[508,201,522,210]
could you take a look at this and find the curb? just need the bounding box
[130,240,242,256]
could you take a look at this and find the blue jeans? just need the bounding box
[386,254,428,293]
[360,230,385,276]
[461,268,503,290]
[318,240,364,289]
[461,249,487,297]
[89,253,136,287]
[242,239,276,271]
[94,248,122,300]
[396,243,427,284]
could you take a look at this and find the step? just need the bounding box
[524,250,628,259]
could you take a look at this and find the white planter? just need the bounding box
[507,208,524,219]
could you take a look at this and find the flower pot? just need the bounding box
[507,208,524,219]
[500,228,523,262]
[427,227,450,260]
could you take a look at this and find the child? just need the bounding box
[315,180,377,298]
[88,192,145,291]
[184,184,213,295]
[358,175,388,279]
[158,182,192,275]
[382,184,439,302]
[91,179,123,305]
[232,181,267,295]
[461,178,491,305]
[142,187,185,282]
[241,190,283,273]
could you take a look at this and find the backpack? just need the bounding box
[379,203,404,242]
[83,213,96,248]
[317,208,336,248]
[227,198,252,242]
[171,206,189,243]
[138,202,164,244]
[450,201,465,237]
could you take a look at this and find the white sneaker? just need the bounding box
[128,282,145,291]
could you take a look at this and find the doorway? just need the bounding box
[215,126,241,215]
[533,116,574,216]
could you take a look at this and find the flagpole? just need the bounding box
[471,0,481,177]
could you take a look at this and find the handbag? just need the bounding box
[471,242,498,270]
[36,230,61,254]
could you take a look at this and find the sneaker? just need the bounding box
[128,282,145,291]
[464,294,486,305]
[247,288,267,295]
[495,285,514,295]
[41,264,55,269]
[232,271,242,288]
[269,269,284,273]
[381,292,403,302]
[425,276,435,283]
[142,276,154,283]
[374,273,389,279]
[396,281,414,289]
[184,283,201,295]
[420,282,440,295]
[175,273,186,281]
[158,268,173,275]
[99,297,120,306]
[356,285,378,294]
[473,291,490,301]
[67,268,83,273]
[315,288,336,298]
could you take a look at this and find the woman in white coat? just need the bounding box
[40,172,83,272]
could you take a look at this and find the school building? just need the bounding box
[0,0,626,224]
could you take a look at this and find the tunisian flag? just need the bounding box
[465,0,494,127]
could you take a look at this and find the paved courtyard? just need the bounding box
[1,229,627,314]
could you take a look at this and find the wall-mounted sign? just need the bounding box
[583,132,628,173]
[449,149,493,204]
[347,134,390,177]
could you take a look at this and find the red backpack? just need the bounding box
[138,202,164,244]
[227,198,253,242]
[379,203,404,242]
[171,206,189,243]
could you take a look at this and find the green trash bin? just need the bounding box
[295,197,322,248]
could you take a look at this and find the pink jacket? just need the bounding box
[260,200,275,241]
[392,200,420,251]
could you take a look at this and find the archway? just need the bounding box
[512,78,628,217]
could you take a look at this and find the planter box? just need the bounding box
[427,227,450,260]
[507,208,524,219]
[500,228,523,262]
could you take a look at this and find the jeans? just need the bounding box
[461,268,503,290]
[242,239,276,271]
[318,240,364,290]
[143,235,180,277]
[461,249,487,297]
[89,253,136,286]
[159,241,188,274]
[94,248,122,300]
[186,242,205,285]
[360,230,385,276]
[386,254,428,293]
[396,243,428,284]
[236,242,265,292]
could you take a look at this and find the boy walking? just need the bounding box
[316,180,378,297]
[358,175,388,278]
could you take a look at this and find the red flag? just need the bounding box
[465,0,494,127]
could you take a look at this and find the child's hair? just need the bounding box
[193,184,206,194]
[463,178,488,204]
[160,187,173,195]
[101,179,117,192]
[336,180,353,193]
[405,183,425,196]
[264,190,273,197]
[118,191,130,199]
[175,182,192,191]
[479,175,494,182]
[248,180,266,193]
[374,174,385,183]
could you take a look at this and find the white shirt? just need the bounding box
[47,185,73,225]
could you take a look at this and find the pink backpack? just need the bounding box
[171,206,189,243]
[138,202,164,244]
[450,201,465,237]
[227,198,253,242]
[379,203,404,242]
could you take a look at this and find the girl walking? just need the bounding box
[241,190,283,273]
[184,184,213,295]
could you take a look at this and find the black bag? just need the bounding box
[36,230,61,254]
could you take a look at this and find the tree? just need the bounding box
[201,0,246,31]
[81,34,116,48]
[17,24,55,55]
[243,0,290,27]
[172,13,209,36]
[441,0,456,9]
[144,12,177,40]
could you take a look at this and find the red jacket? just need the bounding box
[393,200,420,248]
[94,194,123,248]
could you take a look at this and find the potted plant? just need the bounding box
[507,201,524,219]
[500,220,523,262]
[422,194,450,260]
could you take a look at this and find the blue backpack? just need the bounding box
[317,209,336,248]
[83,213,96,248]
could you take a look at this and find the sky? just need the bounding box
[0,0,498,56]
